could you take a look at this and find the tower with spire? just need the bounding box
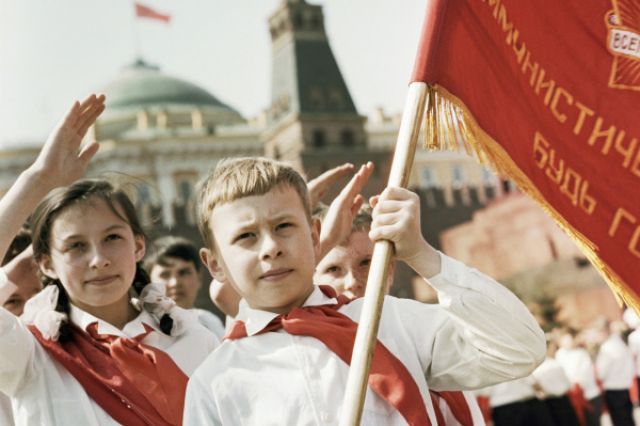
[263,0,390,190]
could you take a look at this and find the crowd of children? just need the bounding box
[13,93,634,425]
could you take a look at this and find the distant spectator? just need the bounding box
[145,236,225,340]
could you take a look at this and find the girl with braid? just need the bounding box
[0,94,217,425]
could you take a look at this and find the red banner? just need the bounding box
[412,0,640,309]
[135,3,171,23]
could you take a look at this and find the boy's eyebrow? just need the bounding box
[230,211,299,230]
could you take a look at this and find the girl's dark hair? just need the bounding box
[30,178,172,341]
[2,226,32,266]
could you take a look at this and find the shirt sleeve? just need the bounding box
[183,374,223,426]
[0,268,17,305]
[419,252,545,391]
[0,271,36,396]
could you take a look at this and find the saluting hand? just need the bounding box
[307,163,356,208]
[30,94,105,189]
[318,162,374,261]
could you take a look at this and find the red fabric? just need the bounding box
[225,285,431,425]
[567,384,593,426]
[29,323,187,426]
[430,390,474,426]
[411,0,640,305]
[476,395,492,423]
[429,392,447,425]
[135,3,170,23]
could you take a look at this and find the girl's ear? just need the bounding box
[311,217,321,260]
[38,255,59,280]
[134,234,146,262]
[200,247,227,282]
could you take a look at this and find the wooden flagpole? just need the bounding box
[338,0,446,424]
[338,81,428,426]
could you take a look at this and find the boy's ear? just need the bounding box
[38,255,59,281]
[200,247,227,282]
[311,217,321,259]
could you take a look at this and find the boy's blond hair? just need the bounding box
[196,157,311,249]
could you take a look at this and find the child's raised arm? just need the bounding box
[370,186,545,389]
[0,94,105,262]
[317,162,374,261]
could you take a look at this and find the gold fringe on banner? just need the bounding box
[423,84,640,315]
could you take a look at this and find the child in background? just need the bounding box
[145,236,226,340]
[313,204,392,299]
[556,329,603,426]
[184,156,545,425]
[0,229,41,317]
[0,95,217,425]
[0,230,42,426]
[596,321,635,426]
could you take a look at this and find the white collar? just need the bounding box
[68,303,155,337]
[22,282,186,341]
[236,285,339,336]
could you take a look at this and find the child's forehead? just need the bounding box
[211,185,306,219]
[51,198,129,236]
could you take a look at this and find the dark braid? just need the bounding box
[132,262,173,335]
[52,281,73,343]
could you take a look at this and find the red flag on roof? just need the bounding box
[135,2,171,23]
[412,0,640,310]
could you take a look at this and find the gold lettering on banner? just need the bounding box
[533,132,597,215]
[521,52,539,86]
[609,207,640,257]
[550,87,573,124]
[573,102,595,135]
[534,69,555,106]
[588,117,615,155]
[479,0,640,180]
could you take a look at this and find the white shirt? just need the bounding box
[184,253,545,425]
[191,308,226,341]
[532,357,571,397]
[483,376,537,407]
[0,302,218,425]
[0,393,13,426]
[627,328,640,377]
[596,333,635,390]
[556,347,600,399]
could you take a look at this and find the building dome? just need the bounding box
[97,59,245,140]
[103,59,240,113]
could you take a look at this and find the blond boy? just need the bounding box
[185,157,545,425]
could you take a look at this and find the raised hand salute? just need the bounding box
[0,94,105,264]
[31,94,105,189]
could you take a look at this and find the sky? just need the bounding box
[0,0,426,148]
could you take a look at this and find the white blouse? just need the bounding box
[555,347,601,399]
[0,290,218,425]
[532,357,572,397]
[596,333,635,390]
[184,253,545,425]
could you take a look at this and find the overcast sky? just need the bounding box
[0,0,426,147]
